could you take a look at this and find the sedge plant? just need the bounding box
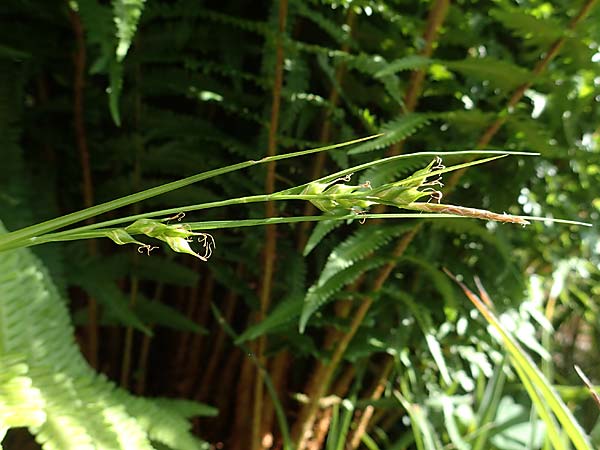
[0,136,592,450]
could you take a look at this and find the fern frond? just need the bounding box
[506,113,561,157]
[0,354,46,430]
[236,296,303,343]
[398,255,457,321]
[358,154,435,187]
[300,256,389,333]
[113,0,147,61]
[0,222,212,450]
[200,8,270,35]
[490,8,564,48]
[318,224,412,282]
[444,57,531,92]
[299,223,413,332]
[282,249,307,300]
[303,219,344,256]
[429,219,513,266]
[439,109,495,133]
[375,55,432,78]
[134,296,207,334]
[77,0,123,125]
[348,114,432,155]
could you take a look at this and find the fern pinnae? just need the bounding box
[358,154,434,187]
[299,256,389,333]
[294,1,354,48]
[236,296,303,343]
[317,224,413,284]
[443,57,532,92]
[489,8,564,48]
[396,255,458,320]
[375,55,433,78]
[347,114,432,155]
[303,219,344,256]
[300,223,413,333]
[0,222,212,449]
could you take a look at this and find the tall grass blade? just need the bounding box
[445,269,593,450]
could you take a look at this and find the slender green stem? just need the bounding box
[17,213,446,247]
[10,205,590,251]
[0,150,541,253]
[279,151,538,195]
[0,134,380,249]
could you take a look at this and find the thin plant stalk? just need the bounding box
[254,1,288,448]
[212,304,293,450]
[297,7,356,251]
[2,152,541,251]
[69,7,98,368]
[0,134,381,251]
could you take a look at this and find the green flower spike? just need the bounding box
[107,214,216,260]
[370,157,445,207]
[302,174,372,213]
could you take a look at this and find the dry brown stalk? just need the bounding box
[387,0,450,158]
[306,365,357,450]
[231,347,256,450]
[409,203,530,225]
[178,273,214,395]
[69,7,98,368]
[253,1,289,449]
[198,265,243,400]
[403,0,451,115]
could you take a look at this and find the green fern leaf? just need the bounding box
[151,398,218,418]
[299,224,413,332]
[0,354,46,430]
[303,219,344,256]
[444,57,531,92]
[295,2,354,48]
[299,256,388,333]
[348,114,432,155]
[77,0,123,125]
[283,250,307,300]
[318,225,409,282]
[379,74,406,107]
[358,154,435,187]
[132,256,199,286]
[200,8,270,35]
[506,113,561,157]
[76,277,151,334]
[0,222,212,450]
[134,297,207,334]
[375,55,432,78]
[430,219,513,267]
[236,296,303,343]
[399,255,457,321]
[113,0,146,61]
[439,109,495,133]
